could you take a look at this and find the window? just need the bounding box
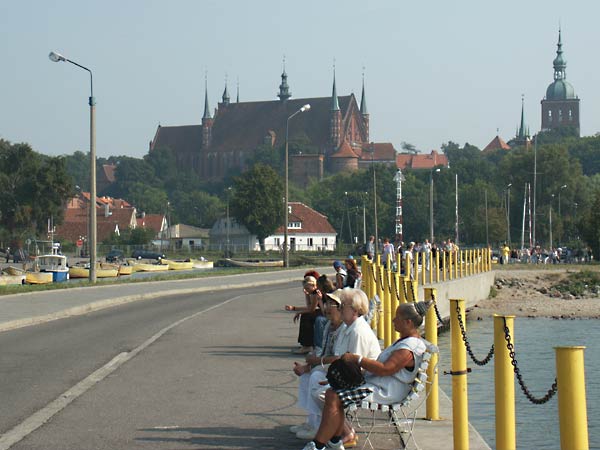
[307,238,313,247]
[288,222,302,229]
[558,109,563,122]
[322,238,328,246]
[569,109,573,121]
[274,237,281,246]
[548,110,552,121]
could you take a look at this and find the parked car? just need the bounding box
[106,249,125,262]
[131,249,166,260]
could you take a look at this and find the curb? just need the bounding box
[0,276,302,334]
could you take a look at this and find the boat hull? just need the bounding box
[0,275,26,285]
[161,259,194,270]
[191,260,214,269]
[132,263,169,272]
[225,259,283,268]
[26,272,53,284]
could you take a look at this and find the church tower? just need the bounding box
[541,29,580,136]
[277,62,292,101]
[360,73,369,143]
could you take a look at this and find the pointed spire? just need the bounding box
[221,74,230,105]
[202,72,212,120]
[360,68,368,115]
[277,56,291,101]
[331,62,340,111]
[518,94,526,138]
[553,27,567,80]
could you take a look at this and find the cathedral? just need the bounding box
[149,69,397,186]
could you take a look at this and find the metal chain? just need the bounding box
[431,292,445,324]
[455,304,494,366]
[402,278,409,302]
[503,317,558,404]
[391,275,401,301]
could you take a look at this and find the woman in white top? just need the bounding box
[301,300,432,450]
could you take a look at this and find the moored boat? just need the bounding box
[132,262,169,272]
[4,266,26,276]
[160,259,194,270]
[191,259,214,269]
[25,272,53,284]
[69,265,119,279]
[0,274,26,285]
[117,264,133,276]
[36,244,69,282]
[225,258,283,268]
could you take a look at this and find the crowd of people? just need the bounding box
[499,243,594,264]
[284,262,433,450]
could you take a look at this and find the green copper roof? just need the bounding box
[546,29,576,100]
[518,96,527,138]
[360,77,368,115]
[278,70,291,101]
[202,80,211,119]
[331,71,340,111]
[222,82,230,104]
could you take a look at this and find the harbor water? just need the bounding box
[436,317,599,449]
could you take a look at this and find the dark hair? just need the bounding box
[398,300,434,328]
[317,274,335,294]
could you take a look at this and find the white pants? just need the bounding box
[296,367,328,429]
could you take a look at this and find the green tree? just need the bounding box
[580,189,600,259]
[230,164,284,250]
[126,182,168,214]
[171,190,224,228]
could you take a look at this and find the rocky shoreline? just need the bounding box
[468,268,600,320]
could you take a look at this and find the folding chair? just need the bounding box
[346,341,439,450]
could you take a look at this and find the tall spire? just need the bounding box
[277,56,291,101]
[221,74,230,105]
[553,27,567,81]
[202,73,211,119]
[360,69,368,115]
[518,94,526,138]
[331,63,340,111]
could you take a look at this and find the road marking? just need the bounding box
[0,295,243,449]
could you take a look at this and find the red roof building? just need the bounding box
[395,150,449,170]
[483,135,511,153]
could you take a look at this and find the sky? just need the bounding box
[1,0,599,159]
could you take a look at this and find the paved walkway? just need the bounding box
[0,268,491,449]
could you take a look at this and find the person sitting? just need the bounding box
[285,276,323,354]
[296,288,381,444]
[300,300,433,450]
[313,275,336,355]
[291,290,345,439]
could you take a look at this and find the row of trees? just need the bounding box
[3,128,600,257]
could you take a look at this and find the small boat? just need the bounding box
[117,264,133,276]
[132,262,169,272]
[26,272,53,284]
[69,265,119,279]
[191,259,214,269]
[36,244,69,282]
[4,266,26,276]
[0,274,26,285]
[160,259,194,270]
[225,258,284,268]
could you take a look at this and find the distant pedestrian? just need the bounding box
[5,246,10,263]
[366,236,375,260]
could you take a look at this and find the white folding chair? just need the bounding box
[346,341,439,450]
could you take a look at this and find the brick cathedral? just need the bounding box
[149,69,397,186]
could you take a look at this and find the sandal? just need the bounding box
[344,435,359,448]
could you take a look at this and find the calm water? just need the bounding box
[436,317,600,449]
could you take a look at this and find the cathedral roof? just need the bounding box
[152,95,357,155]
[483,135,511,152]
[546,79,576,101]
[330,141,358,158]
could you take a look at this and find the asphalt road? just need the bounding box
[1,282,305,450]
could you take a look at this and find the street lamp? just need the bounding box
[429,168,440,243]
[49,51,97,282]
[284,103,310,268]
[506,183,512,246]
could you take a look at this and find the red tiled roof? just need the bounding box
[274,202,336,234]
[331,141,359,158]
[483,135,511,152]
[396,151,449,170]
[152,95,360,155]
[138,214,165,233]
[360,143,396,161]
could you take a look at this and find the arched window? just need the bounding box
[548,110,552,122]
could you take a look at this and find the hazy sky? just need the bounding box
[1,1,598,159]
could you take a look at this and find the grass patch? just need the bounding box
[553,270,600,296]
[488,286,498,299]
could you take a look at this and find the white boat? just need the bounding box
[36,243,69,282]
[191,259,214,269]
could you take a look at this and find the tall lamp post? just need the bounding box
[284,104,310,268]
[506,183,512,246]
[49,51,97,282]
[429,168,440,243]
[558,184,567,244]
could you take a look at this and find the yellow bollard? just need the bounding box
[556,346,589,450]
[455,251,459,279]
[376,263,384,340]
[383,266,392,348]
[405,253,411,280]
[361,255,369,296]
[391,272,400,341]
[435,250,440,283]
[428,249,433,285]
[425,288,440,420]
[450,299,469,450]
[413,252,419,282]
[442,250,447,282]
[494,315,516,450]
[421,251,426,286]
[448,251,453,280]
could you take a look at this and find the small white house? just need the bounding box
[264,202,337,251]
[209,202,337,252]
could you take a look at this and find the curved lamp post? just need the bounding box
[49,51,97,282]
[284,104,310,267]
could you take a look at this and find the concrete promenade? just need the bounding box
[0,268,492,449]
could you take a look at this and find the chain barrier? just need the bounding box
[503,317,558,404]
[430,291,445,324]
[402,278,409,302]
[455,303,495,366]
[391,275,401,301]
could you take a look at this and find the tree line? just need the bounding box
[2,129,600,257]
